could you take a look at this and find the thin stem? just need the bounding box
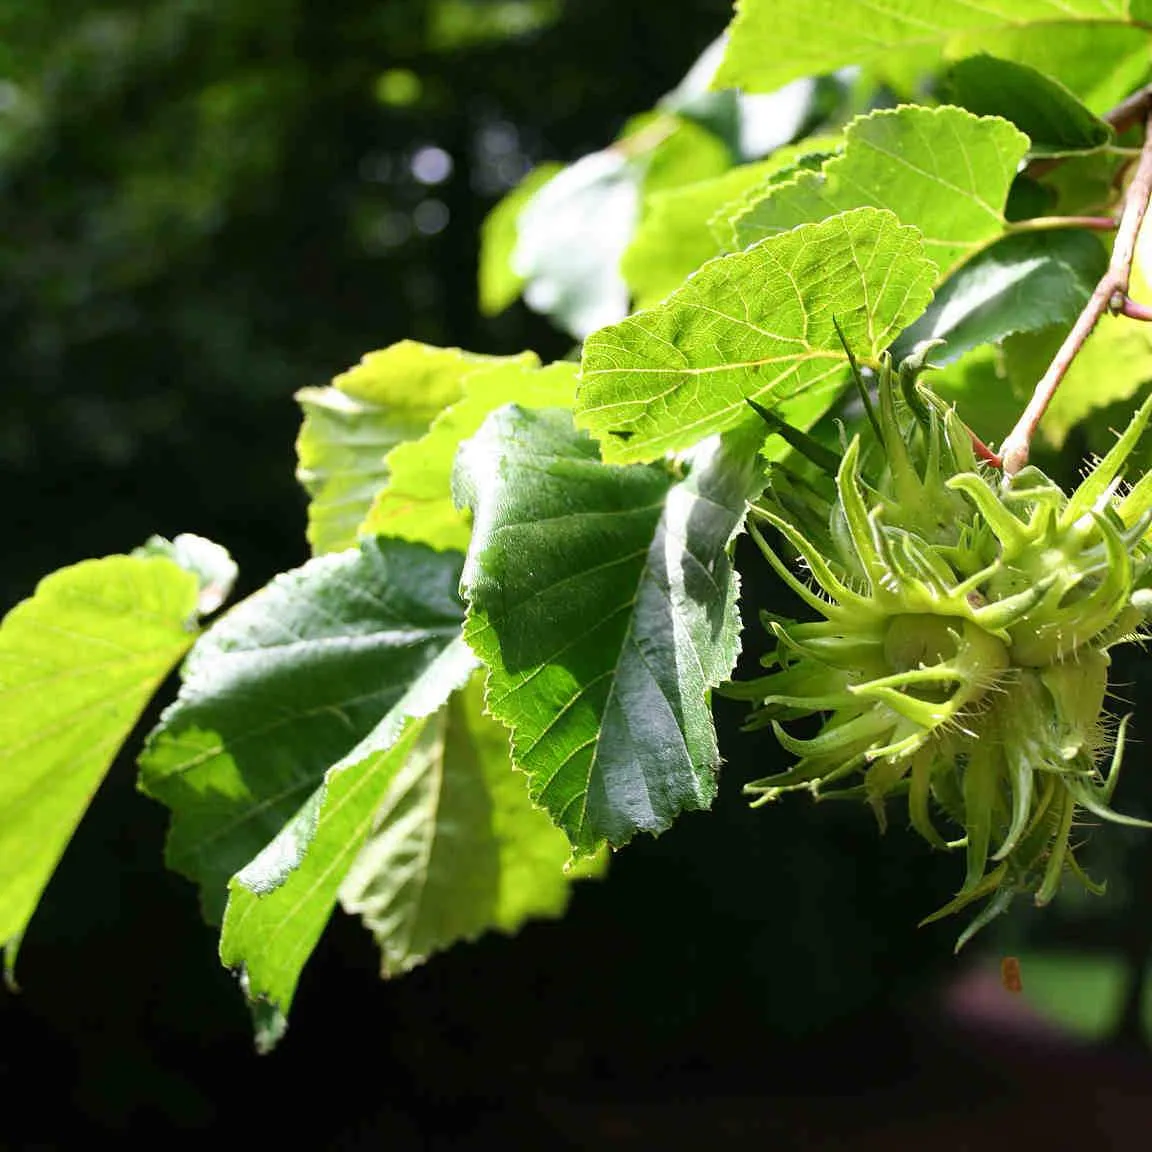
[1119,296,1152,322]
[1007,214,1118,234]
[968,431,1002,467]
[999,111,1152,478]
[611,114,676,161]
[1107,83,1152,136]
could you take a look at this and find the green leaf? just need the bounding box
[944,24,1152,116]
[295,342,506,555]
[579,207,935,464]
[219,637,477,1024]
[933,316,1152,458]
[135,533,239,616]
[513,148,642,338]
[454,406,764,855]
[1040,150,1129,219]
[712,136,843,249]
[511,115,732,339]
[622,166,763,310]
[340,670,588,976]
[359,358,577,552]
[715,0,1141,94]
[622,139,840,311]
[639,115,733,195]
[657,34,743,150]
[1006,317,1152,448]
[478,164,562,317]
[1005,177,1059,223]
[0,555,200,973]
[944,55,1112,157]
[138,537,466,925]
[891,230,1108,366]
[729,106,1029,280]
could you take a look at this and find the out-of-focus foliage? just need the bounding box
[0,0,733,609]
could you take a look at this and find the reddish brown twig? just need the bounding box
[1118,295,1152,322]
[968,431,1003,467]
[1107,83,1152,136]
[999,110,1152,478]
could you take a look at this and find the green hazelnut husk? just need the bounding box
[730,354,1152,945]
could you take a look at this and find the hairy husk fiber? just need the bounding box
[730,354,1152,946]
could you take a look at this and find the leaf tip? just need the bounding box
[234,965,290,1054]
[3,933,22,993]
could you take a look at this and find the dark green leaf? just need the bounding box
[454,406,764,855]
[138,537,466,924]
[219,637,477,1024]
[891,230,1107,366]
[944,55,1112,157]
[1004,178,1058,223]
[945,24,1152,115]
[1039,149,1129,218]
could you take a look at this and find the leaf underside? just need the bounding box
[0,556,199,971]
[579,207,936,464]
[944,55,1112,157]
[296,342,512,554]
[339,671,583,978]
[892,229,1107,366]
[360,357,577,553]
[218,637,476,1018]
[138,537,467,925]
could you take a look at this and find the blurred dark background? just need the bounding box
[3,1,1152,1146]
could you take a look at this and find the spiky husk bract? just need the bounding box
[731,354,1152,946]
